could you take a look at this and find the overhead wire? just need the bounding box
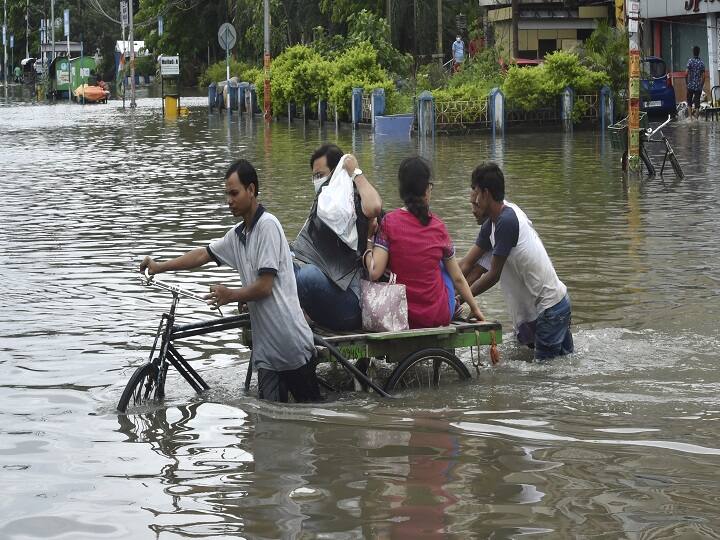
[83,0,203,29]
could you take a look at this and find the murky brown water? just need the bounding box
[2,85,720,538]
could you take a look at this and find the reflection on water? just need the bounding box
[2,88,720,537]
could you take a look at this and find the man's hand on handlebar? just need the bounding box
[140,256,161,276]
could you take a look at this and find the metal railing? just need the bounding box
[576,93,600,120]
[434,98,490,129]
[361,95,372,122]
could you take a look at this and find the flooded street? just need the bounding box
[2,88,720,538]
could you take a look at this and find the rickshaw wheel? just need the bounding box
[117,362,160,413]
[384,348,471,394]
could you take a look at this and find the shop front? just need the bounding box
[640,0,720,102]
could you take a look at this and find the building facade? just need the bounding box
[639,0,720,98]
[479,0,611,60]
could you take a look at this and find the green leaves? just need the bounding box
[502,51,610,115]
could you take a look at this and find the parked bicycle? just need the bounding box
[613,114,684,178]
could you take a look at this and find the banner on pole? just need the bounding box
[63,9,70,37]
[10,35,14,48]
[120,2,129,27]
[158,16,164,37]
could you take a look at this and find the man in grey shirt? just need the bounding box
[140,159,321,403]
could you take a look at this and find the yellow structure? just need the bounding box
[487,3,609,59]
[163,95,179,117]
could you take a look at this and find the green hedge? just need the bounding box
[502,51,609,119]
[253,41,397,119]
[198,59,261,87]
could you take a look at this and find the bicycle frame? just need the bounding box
[141,271,251,402]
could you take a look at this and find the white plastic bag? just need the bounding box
[317,154,358,251]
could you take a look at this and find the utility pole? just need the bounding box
[51,0,55,62]
[511,0,519,58]
[120,1,126,109]
[437,0,442,57]
[4,0,7,100]
[627,1,641,171]
[25,0,28,60]
[263,0,270,121]
[64,8,70,103]
[129,0,136,108]
[386,0,392,44]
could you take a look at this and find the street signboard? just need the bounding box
[10,35,14,48]
[120,1,129,27]
[160,55,180,76]
[63,9,70,37]
[158,16,163,37]
[218,23,237,51]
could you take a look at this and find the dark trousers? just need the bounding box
[257,361,322,403]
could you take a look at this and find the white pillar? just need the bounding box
[707,13,719,90]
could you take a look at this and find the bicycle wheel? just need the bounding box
[384,348,471,394]
[669,151,684,179]
[117,362,160,413]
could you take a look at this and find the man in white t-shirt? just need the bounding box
[459,162,573,360]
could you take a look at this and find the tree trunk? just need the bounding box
[511,0,519,59]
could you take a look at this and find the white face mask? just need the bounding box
[313,175,330,193]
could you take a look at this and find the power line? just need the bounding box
[84,0,202,30]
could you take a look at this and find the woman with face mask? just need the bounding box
[290,144,382,331]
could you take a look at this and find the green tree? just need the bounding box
[579,20,628,95]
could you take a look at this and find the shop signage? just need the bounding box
[685,0,701,13]
[681,0,720,14]
[643,0,720,17]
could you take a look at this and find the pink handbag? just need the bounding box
[359,272,409,332]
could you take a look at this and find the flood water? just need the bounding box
[2,87,720,538]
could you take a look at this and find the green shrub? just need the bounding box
[327,42,395,117]
[501,66,546,110]
[415,62,449,92]
[502,51,610,117]
[449,47,503,90]
[312,9,412,78]
[198,59,258,87]
[580,21,628,95]
[252,45,331,114]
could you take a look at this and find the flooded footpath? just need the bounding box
[2,88,720,538]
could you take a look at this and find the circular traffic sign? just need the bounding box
[218,22,237,51]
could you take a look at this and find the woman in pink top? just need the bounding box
[364,157,484,328]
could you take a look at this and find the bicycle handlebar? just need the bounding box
[142,268,223,316]
[646,114,672,138]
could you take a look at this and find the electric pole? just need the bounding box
[627,1,641,171]
[511,0,519,58]
[25,0,29,60]
[437,0,442,57]
[51,0,55,62]
[4,0,7,99]
[129,0,136,107]
[263,0,270,121]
